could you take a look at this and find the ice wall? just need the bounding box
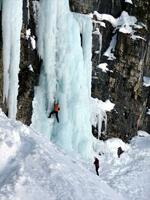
[32,0,93,158]
[2,0,22,118]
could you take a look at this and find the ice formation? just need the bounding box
[31,0,93,158]
[91,98,115,139]
[0,0,115,159]
[104,34,117,60]
[1,0,23,118]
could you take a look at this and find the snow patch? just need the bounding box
[97,63,113,73]
[147,109,150,115]
[26,29,31,39]
[125,0,133,4]
[143,76,150,87]
[30,35,36,50]
[137,130,150,137]
[92,11,145,42]
[28,64,34,72]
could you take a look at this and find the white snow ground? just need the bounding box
[0,111,125,200]
[94,131,150,200]
[1,111,150,200]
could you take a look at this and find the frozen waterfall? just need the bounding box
[31,0,93,158]
[2,0,22,118]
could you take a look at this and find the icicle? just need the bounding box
[2,0,23,118]
[103,34,117,60]
[91,98,115,139]
[98,32,102,62]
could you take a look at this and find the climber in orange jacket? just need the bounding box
[48,101,60,122]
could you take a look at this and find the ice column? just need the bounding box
[32,0,93,158]
[37,0,57,105]
[2,0,23,118]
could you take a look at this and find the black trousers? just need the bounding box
[48,111,59,123]
[95,167,99,176]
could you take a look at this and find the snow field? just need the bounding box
[0,111,125,200]
[93,132,150,200]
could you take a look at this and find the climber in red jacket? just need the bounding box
[48,101,60,122]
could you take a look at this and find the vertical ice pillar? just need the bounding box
[2,0,23,118]
[32,0,93,158]
[37,0,58,105]
[31,0,58,139]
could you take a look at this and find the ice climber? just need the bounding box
[48,101,60,123]
[93,157,99,176]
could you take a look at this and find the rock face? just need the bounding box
[70,0,150,141]
[16,0,41,125]
[0,0,149,141]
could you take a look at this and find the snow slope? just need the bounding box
[0,111,125,200]
[94,132,150,200]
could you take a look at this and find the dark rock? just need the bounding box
[16,0,41,125]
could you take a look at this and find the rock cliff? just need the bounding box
[70,0,150,141]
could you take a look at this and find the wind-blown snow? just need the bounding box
[32,0,93,158]
[0,111,126,200]
[2,0,23,118]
